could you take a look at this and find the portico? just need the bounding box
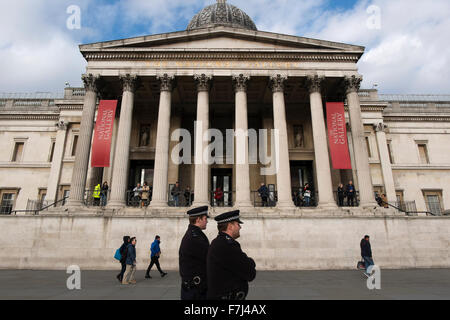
[66,1,377,212]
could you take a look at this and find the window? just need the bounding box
[396,191,404,203]
[0,193,16,215]
[365,137,372,158]
[49,140,56,162]
[71,135,79,157]
[417,144,429,164]
[423,191,443,216]
[12,142,24,162]
[387,141,394,164]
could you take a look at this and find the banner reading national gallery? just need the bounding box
[326,102,352,170]
[91,100,118,168]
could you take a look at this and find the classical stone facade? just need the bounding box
[0,0,449,270]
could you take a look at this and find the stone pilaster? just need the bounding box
[46,120,68,204]
[67,74,99,207]
[193,74,212,207]
[306,75,337,208]
[374,122,396,203]
[107,74,138,209]
[233,74,252,208]
[151,74,175,208]
[269,74,294,208]
[344,75,376,207]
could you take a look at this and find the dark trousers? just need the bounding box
[118,261,126,281]
[338,196,345,207]
[347,194,355,207]
[146,256,163,275]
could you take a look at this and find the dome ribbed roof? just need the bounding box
[187,0,257,31]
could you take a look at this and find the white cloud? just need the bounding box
[0,0,449,94]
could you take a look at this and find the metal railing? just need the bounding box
[292,189,318,207]
[10,197,69,215]
[126,190,151,208]
[0,205,13,215]
[169,190,193,207]
[84,190,111,207]
[210,191,234,207]
[334,191,361,207]
[252,191,277,207]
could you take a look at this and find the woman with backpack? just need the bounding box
[116,236,130,283]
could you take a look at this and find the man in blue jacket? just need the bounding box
[145,235,168,279]
[360,235,374,275]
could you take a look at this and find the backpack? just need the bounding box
[114,248,122,261]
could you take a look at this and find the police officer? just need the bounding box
[179,206,210,300]
[207,210,256,300]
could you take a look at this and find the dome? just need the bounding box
[187,0,257,31]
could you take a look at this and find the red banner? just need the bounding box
[91,100,117,168]
[326,102,352,170]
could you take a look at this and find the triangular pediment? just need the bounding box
[80,26,364,58]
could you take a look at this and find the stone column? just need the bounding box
[107,74,138,209]
[233,74,252,208]
[67,74,99,207]
[167,109,182,186]
[151,74,175,208]
[344,75,376,207]
[307,75,337,208]
[374,122,396,203]
[192,74,212,207]
[46,121,68,203]
[269,75,294,208]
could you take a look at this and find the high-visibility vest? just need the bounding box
[93,185,101,198]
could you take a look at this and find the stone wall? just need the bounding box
[0,214,449,270]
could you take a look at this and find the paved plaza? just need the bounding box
[0,269,448,300]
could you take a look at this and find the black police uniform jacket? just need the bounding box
[207,232,256,299]
[179,224,210,284]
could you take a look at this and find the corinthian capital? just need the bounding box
[269,74,288,93]
[157,74,175,92]
[232,74,250,92]
[194,74,212,92]
[306,75,325,94]
[344,75,363,94]
[119,74,139,93]
[373,122,388,133]
[81,74,100,93]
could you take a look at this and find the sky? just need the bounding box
[0,0,449,95]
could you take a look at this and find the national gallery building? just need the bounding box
[1,0,449,217]
[1,0,450,271]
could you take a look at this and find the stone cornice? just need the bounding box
[0,114,59,120]
[83,51,361,63]
[383,115,450,122]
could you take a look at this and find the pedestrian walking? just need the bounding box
[145,236,168,279]
[207,210,256,300]
[122,237,137,285]
[179,206,210,300]
[360,235,374,275]
[337,183,345,207]
[116,236,130,282]
[346,181,356,207]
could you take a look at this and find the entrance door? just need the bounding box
[290,161,315,206]
[211,168,233,207]
[129,160,154,189]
